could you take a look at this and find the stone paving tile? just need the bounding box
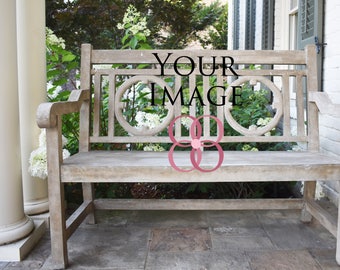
[309,249,340,270]
[3,261,45,270]
[0,262,9,270]
[211,225,266,237]
[68,225,148,270]
[247,249,322,270]
[94,210,129,226]
[208,215,274,251]
[41,224,149,270]
[211,234,275,251]
[206,210,261,228]
[256,209,302,221]
[128,210,208,228]
[150,228,211,252]
[145,251,251,270]
[260,216,336,250]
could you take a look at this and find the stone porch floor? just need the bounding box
[0,202,339,270]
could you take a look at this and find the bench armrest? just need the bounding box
[309,92,340,116]
[36,89,90,128]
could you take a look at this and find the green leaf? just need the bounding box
[129,36,138,49]
[122,34,129,45]
[62,53,76,62]
[54,78,68,86]
[47,69,62,78]
[49,53,59,62]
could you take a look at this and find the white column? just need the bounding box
[16,0,49,215]
[0,0,34,246]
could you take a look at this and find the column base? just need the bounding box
[0,220,45,261]
[24,198,49,215]
[0,216,34,245]
[30,212,50,229]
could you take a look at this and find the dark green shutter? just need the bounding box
[298,0,323,90]
[245,0,256,49]
[262,0,274,50]
[297,0,323,50]
[233,1,240,50]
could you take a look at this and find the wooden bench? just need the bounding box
[37,44,340,268]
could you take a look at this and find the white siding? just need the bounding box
[274,1,289,50]
[319,0,340,204]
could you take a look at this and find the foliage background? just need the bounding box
[46,0,227,52]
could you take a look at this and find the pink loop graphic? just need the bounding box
[168,115,224,172]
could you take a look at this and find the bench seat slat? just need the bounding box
[61,151,340,183]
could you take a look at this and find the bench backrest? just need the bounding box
[79,44,319,152]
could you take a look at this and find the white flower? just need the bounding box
[135,111,145,125]
[140,86,152,99]
[117,5,150,37]
[46,27,65,49]
[28,130,70,180]
[38,129,67,148]
[181,117,192,130]
[242,144,258,151]
[143,144,165,152]
[135,111,162,130]
[145,113,162,129]
[249,125,257,131]
[28,147,48,179]
[39,129,47,147]
[291,143,307,152]
[257,117,272,127]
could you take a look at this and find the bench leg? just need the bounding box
[46,125,68,268]
[49,181,68,269]
[82,183,96,224]
[301,181,316,223]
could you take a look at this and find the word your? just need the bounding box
[152,53,239,77]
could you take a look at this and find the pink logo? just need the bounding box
[168,115,224,172]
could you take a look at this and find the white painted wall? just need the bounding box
[319,0,340,204]
[273,1,289,50]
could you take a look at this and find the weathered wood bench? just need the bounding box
[37,44,340,268]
